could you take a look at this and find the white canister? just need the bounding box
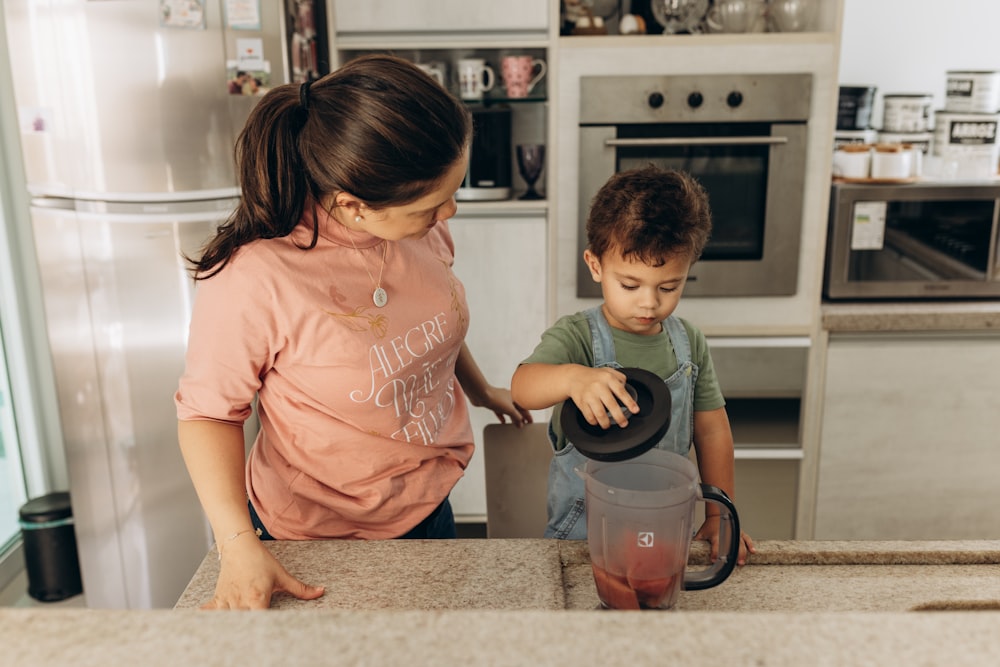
[932,110,1000,179]
[881,93,933,133]
[945,71,1000,113]
[871,144,913,180]
[832,144,871,179]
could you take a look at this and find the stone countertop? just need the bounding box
[174,538,1000,613]
[6,608,1000,667]
[7,540,1000,666]
[822,301,1000,332]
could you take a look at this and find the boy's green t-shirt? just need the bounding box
[520,311,725,451]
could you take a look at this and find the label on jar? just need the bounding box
[882,94,933,133]
[945,71,1000,113]
[850,201,887,251]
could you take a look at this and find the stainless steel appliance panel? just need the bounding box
[30,199,127,606]
[580,73,812,124]
[6,0,284,199]
[31,199,235,607]
[824,182,1000,300]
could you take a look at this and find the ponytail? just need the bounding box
[187,54,472,280]
[188,83,316,279]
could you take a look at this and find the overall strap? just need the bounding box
[663,315,692,365]
[583,306,620,368]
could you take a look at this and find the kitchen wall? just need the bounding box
[838,0,1000,127]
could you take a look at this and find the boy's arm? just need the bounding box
[692,406,756,564]
[691,406,736,508]
[511,362,638,429]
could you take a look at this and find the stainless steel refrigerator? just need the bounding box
[3,0,286,608]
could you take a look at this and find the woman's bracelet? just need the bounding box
[217,528,259,560]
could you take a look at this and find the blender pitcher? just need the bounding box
[578,448,740,610]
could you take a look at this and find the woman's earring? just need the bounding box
[355,216,362,223]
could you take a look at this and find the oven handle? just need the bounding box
[605,136,789,147]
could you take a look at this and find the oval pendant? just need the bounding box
[373,287,388,308]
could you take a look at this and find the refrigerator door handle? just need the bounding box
[29,197,76,211]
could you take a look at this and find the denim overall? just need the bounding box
[544,306,698,540]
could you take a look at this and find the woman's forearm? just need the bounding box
[454,342,491,406]
[178,419,253,544]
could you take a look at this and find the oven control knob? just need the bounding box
[687,92,704,109]
[727,91,744,108]
[648,92,665,109]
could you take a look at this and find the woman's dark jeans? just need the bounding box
[248,497,457,540]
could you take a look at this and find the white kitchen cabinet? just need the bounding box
[331,0,548,35]
[702,338,810,540]
[447,210,548,519]
[815,331,1000,540]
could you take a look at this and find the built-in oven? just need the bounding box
[577,73,812,298]
[824,181,1000,300]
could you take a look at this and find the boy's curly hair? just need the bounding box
[586,165,712,266]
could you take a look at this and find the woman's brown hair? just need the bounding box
[189,54,472,278]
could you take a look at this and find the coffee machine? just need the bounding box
[457,106,512,201]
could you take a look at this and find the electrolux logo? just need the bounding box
[949,120,998,145]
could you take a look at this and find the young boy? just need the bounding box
[511,165,754,565]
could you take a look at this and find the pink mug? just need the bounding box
[501,55,547,99]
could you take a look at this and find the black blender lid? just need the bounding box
[561,367,671,462]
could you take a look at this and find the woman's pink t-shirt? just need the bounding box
[175,208,474,539]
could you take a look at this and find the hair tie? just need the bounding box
[299,79,312,111]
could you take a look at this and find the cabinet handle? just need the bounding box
[734,448,804,460]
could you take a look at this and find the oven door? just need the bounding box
[578,121,807,298]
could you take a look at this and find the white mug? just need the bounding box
[871,144,913,180]
[832,145,871,179]
[457,58,495,100]
[416,62,446,87]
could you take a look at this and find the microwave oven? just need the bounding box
[824,181,1000,300]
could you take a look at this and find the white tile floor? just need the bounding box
[0,570,86,608]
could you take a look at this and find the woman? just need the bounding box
[176,54,530,609]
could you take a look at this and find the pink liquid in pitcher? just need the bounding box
[592,563,682,609]
[592,531,684,609]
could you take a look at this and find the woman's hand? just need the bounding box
[454,343,532,427]
[201,534,325,610]
[471,384,533,427]
[694,516,756,567]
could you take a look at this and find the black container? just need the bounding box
[19,491,83,602]
[457,105,512,201]
[837,85,877,130]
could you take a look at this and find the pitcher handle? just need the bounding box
[683,484,740,591]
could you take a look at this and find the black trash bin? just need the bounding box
[19,491,84,602]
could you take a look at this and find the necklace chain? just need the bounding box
[345,229,389,308]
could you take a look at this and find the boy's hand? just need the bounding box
[568,366,640,429]
[694,516,756,566]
